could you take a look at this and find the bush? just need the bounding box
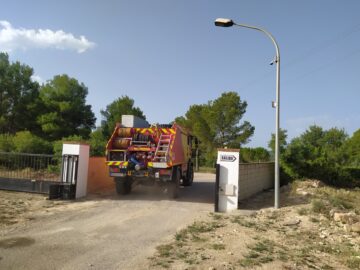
[240,147,270,163]
[13,131,52,154]
[311,199,328,214]
[0,133,15,152]
[343,167,360,188]
[89,128,107,157]
[281,126,354,187]
[50,135,86,173]
[53,135,87,157]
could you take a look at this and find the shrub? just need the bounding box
[311,199,328,214]
[13,131,52,154]
[53,135,86,157]
[0,133,15,152]
[89,127,107,157]
[240,147,270,163]
[281,126,355,187]
[344,167,360,187]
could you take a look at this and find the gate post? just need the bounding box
[216,149,240,212]
[62,143,90,199]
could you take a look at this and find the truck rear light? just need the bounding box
[110,167,120,173]
[159,169,171,175]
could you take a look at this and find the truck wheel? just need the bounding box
[182,163,194,186]
[115,177,132,195]
[169,167,180,199]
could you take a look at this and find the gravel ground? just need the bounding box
[0,173,215,270]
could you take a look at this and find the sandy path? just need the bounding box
[0,173,215,270]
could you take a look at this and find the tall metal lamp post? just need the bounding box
[214,18,281,209]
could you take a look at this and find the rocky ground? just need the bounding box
[1,177,359,269]
[149,180,360,270]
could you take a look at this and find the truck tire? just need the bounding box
[115,177,132,195]
[182,163,194,186]
[169,167,180,199]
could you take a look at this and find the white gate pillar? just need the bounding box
[216,149,239,212]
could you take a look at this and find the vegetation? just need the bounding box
[240,147,270,163]
[12,131,52,154]
[1,52,359,185]
[100,95,146,138]
[268,128,288,155]
[37,74,96,140]
[150,180,360,269]
[345,129,360,167]
[0,53,145,157]
[0,53,41,135]
[88,127,107,156]
[150,218,224,268]
[280,126,360,187]
[176,91,255,166]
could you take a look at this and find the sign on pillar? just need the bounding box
[216,149,240,212]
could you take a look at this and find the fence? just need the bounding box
[238,162,274,201]
[0,152,61,193]
[0,152,61,181]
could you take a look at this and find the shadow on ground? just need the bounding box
[238,186,310,210]
[87,180,215,205]
[88,181,309,210]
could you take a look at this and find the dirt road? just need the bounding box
[0,173,215,270]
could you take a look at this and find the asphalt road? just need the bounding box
[0,173,215,270]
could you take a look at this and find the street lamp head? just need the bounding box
[214,18,234,27]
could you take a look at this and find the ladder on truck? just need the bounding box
[153,134,172,162]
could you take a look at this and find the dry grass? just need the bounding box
[149,180,360,269]
[0,190,65,227]
[0,167,59,181]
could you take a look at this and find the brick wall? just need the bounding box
[238,162,274,201]
[87,157,115,193]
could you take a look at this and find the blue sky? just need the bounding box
[1,0,359,148]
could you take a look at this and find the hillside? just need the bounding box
[149,180,360,269]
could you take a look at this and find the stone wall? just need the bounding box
[87,157,115,193]
[238,162,274,201]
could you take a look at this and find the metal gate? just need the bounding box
[0,152,61,193]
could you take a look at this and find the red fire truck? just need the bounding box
[105,122,196,198]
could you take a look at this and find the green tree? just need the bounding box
[268,128,288,155]
[0,133,15,152]
[100,96,146,138]
[89,127,107,156]
[240,147,270,163]
[343,129,360,167]
[175,92,254,166]
[0,53,41,134]
[13,131,52,154]
[282,125,350,186]
[37,75,96,140]
[208,92,254,148]
[175,104,213,146]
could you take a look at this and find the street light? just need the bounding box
[214,18,281,209]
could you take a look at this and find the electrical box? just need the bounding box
[219,184,236,196]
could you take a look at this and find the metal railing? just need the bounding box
[0,152,61,182]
